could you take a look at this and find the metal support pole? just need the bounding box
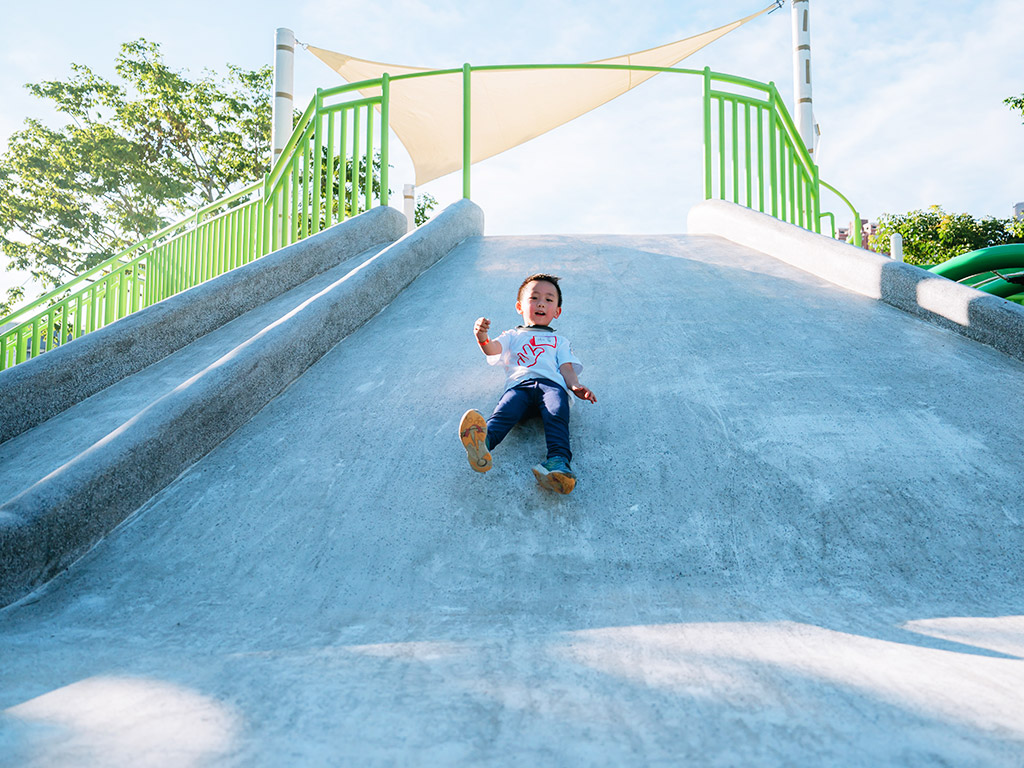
[791,0,815,157]
[271,28,295,166]
[404,184,416,232]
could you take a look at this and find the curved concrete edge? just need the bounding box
[688,200,1024,363]
[0,206,409,445]
[0,199,484,608]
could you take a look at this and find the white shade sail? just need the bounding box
[308,6,774,186]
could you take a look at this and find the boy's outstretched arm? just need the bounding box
[474,317,501,356]
[560,362,597,403]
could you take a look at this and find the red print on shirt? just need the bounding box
[517,336,556,368]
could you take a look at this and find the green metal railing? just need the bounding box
[0,185,263,369]
[700,68,860,246]
[1,63,857,371]
[0,81,389,370]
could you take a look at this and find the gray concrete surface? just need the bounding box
[689,199,1024,363]
[0,200,483,609]
[0,205,408,444]
[2,230,1023,766]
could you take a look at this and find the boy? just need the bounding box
[459,273,596,494]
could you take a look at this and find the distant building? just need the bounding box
[1014,202,1023,220]
[837,219,877,250]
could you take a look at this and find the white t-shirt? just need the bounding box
[486,326,583,395]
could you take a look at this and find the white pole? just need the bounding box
[791,0,815,157]
[403,184,416,232]
[271,28,295,165]
[890,233,904,262]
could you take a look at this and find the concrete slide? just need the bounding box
[2,204,1023,766]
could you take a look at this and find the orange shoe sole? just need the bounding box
[532,465,576,494]
[459,409,492,473]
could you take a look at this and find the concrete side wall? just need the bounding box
[0,199,484,608]
[687,200,1024,363]
[0,206,409,445]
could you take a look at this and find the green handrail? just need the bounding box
[819,179,861,248]
[2,62,858,372]
[1,83,390,371]
[331,60,850,231]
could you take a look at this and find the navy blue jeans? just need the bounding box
[486,378,572,462]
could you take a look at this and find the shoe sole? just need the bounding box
[459,409,492,473]
[532,465,576,494]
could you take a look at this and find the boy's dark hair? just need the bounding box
[518,273,562,307]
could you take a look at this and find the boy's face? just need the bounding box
[516,280,562,326]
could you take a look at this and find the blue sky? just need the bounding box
[1,0,1022,302]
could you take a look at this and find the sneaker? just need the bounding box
[459,409,492,473]
[532,457,576,494]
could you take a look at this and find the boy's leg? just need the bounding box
[532,381,576,494]
[485,384,534,451]
[537,381,572,463]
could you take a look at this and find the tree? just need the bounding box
[869,205,1023,267]
[1,40,440,319]
[0,40,273,316]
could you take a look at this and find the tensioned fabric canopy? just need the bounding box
[308,5,774,186]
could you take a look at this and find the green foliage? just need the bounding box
[0,40,272,315]
[415,193,438,226]
[314,150,438,228]
[869,206,1024,267]
[1006,92,1024,123]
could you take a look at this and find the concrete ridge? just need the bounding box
[0,205,408,445]
[0,241,392,516]
[0,199,484,608]
[688,199,1024,363]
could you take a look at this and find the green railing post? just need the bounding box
[326,111,337,226]
[730,101,739,204]
[768,82,778,219]
[351,106,361,218]
[380,74,390,207]
[312,89,324,234]
[716,98,725,200]
[702,67,712,200]
[811,163,821,234]
[756,105,765,212]
[743,103,752,209]
[365,103,374,214]
[463,63,471,199]
[338,109,348,219]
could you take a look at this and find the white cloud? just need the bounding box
[813,0,1024,220]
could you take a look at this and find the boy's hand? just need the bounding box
[571,384,597,404]
[474,317,500,355]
